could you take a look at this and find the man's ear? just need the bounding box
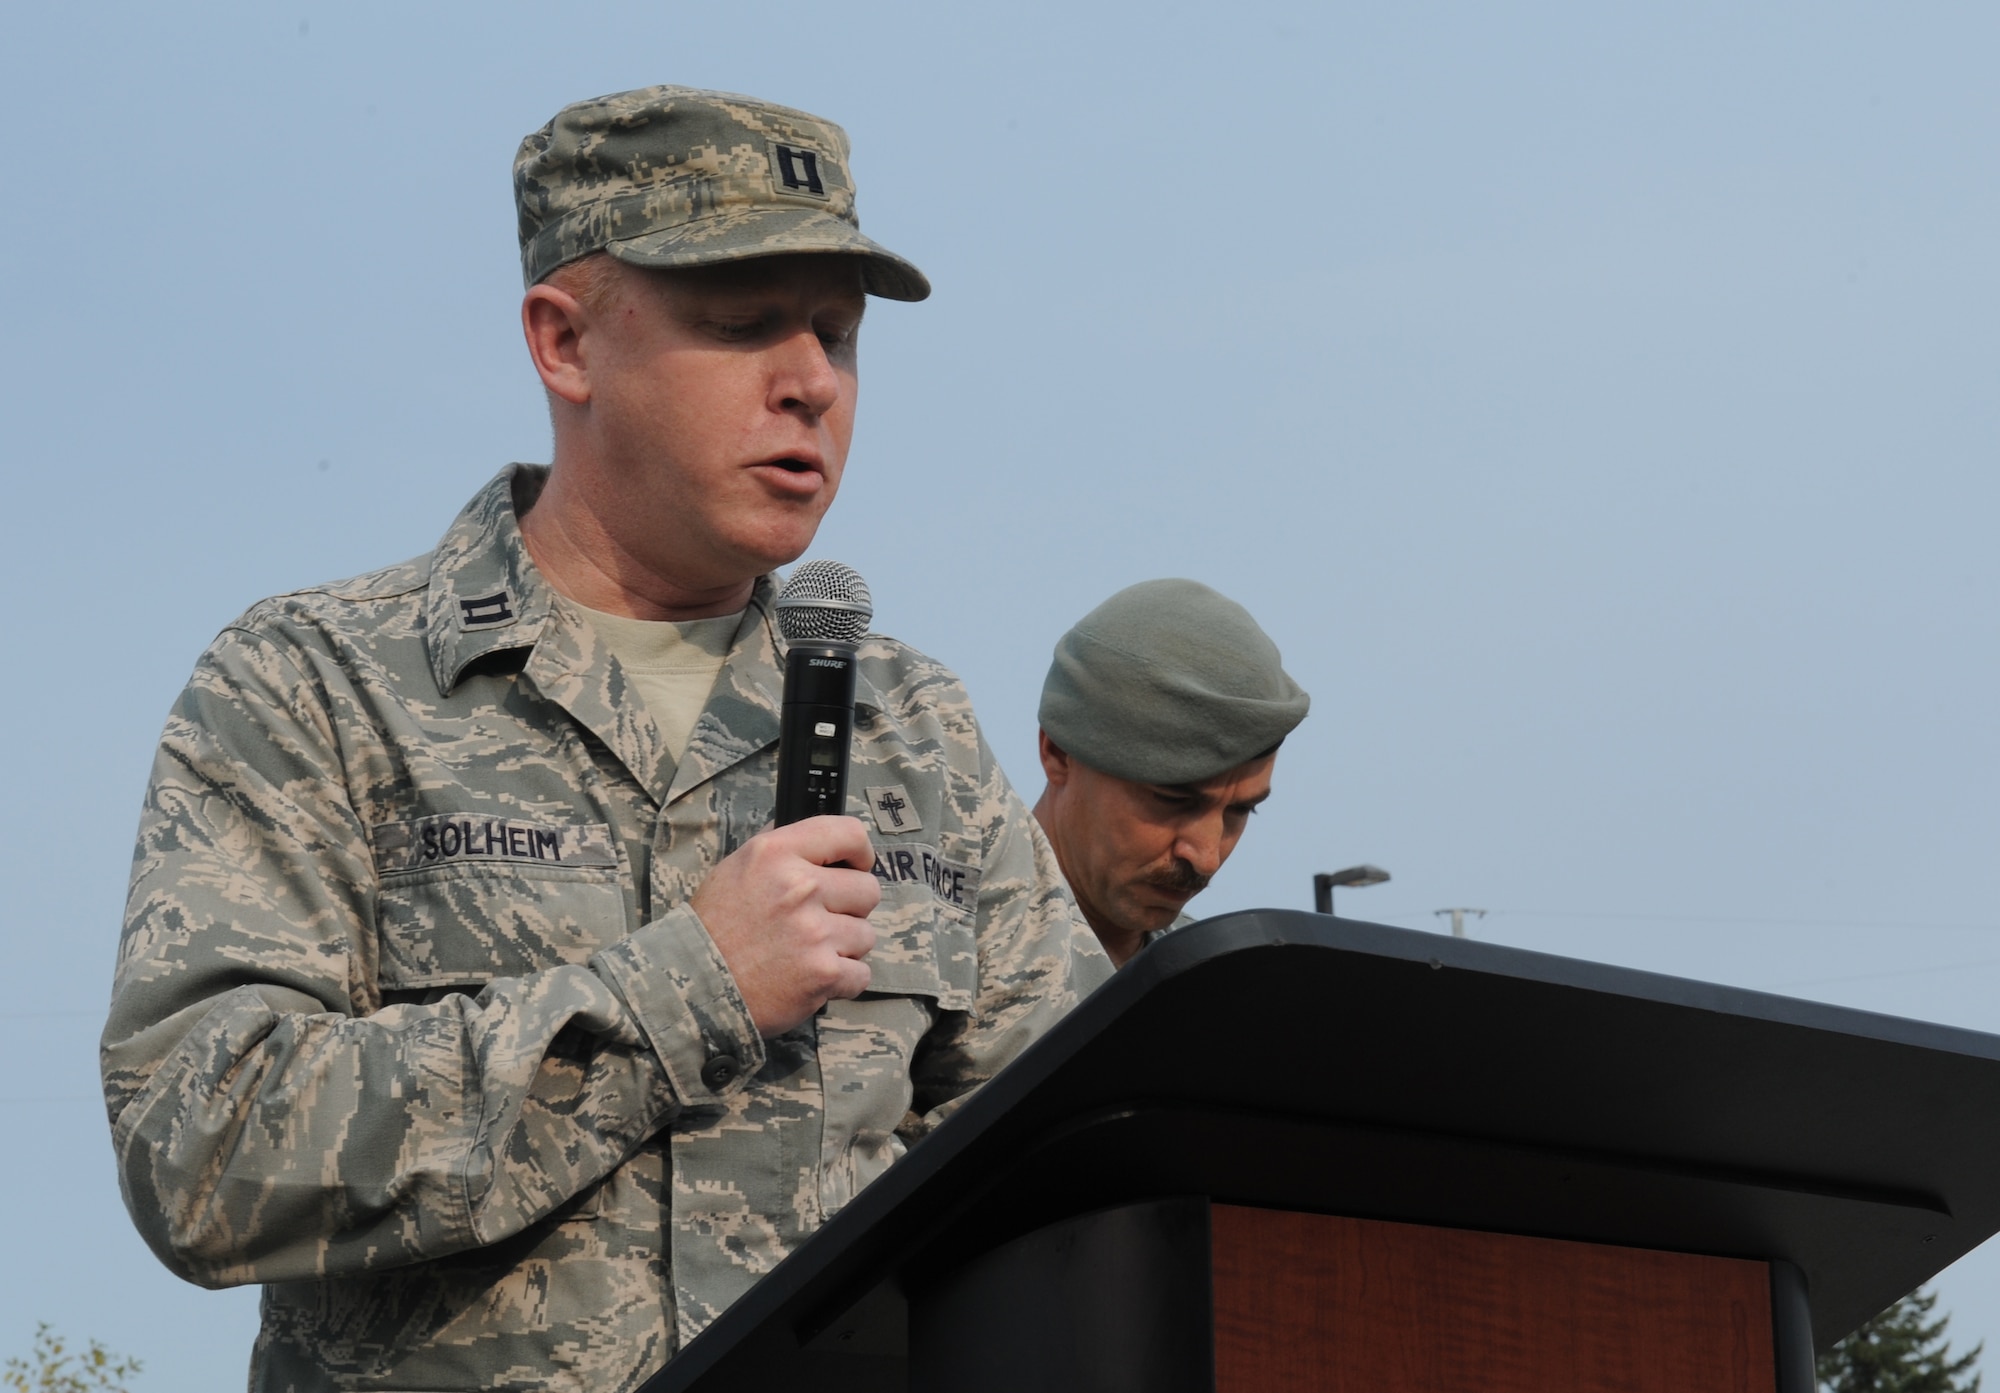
[1038,730,1074,788]
[521,283,593,406]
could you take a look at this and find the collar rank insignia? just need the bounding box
[865,784,923,835]
[459,590,517,629]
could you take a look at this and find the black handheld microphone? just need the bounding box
[773,561,872,826]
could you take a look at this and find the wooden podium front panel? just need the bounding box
[1212,1206,1775,1393]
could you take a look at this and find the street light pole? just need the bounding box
[1313,864,1392,916]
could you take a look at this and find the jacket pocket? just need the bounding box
[862,829,979,1009]
[815,992,929,1215]
[373,855,630,992]
[815,831,984,1212]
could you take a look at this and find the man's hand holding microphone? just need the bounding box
[693,561,880,1037]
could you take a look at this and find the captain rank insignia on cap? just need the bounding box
[865,784,923,834]
[771,144,827,198]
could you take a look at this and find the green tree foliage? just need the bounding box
[1820,1286,1981,1393]
[2,1326,140,1393]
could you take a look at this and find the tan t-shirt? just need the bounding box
[573,602,741,764]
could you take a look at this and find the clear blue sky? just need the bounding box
[4,1,1996,1385]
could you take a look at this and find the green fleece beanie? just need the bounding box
[1038,579,1310,784]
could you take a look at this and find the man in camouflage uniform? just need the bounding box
[101,86,1109,1393]
[1033,579,1310,966]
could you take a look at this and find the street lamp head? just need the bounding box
[1313,864,1392,915]
[1318,865,1391,891]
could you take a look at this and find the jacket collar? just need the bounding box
[424,464,800,806]
[423,464,561,697]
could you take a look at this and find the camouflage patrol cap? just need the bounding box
[515,85,930,300]
[1040,579,1310,785]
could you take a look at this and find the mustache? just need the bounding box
[1144,859,1211,898]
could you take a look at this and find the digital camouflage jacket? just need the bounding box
[102,465,1110,1392]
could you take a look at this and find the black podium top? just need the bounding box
[642,912,2000,1391]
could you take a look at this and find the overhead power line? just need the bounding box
[1758,957,2000,991]
[1367,909,2000,936]
[1494,909,2000,933]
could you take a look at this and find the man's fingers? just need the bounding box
[823,913,877,963]
[820,865,882,920]
[823,955,873,1003]
[774,814,877,871]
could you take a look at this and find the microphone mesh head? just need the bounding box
[776,560,873,644]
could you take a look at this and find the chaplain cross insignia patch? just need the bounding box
[865,784,923,834]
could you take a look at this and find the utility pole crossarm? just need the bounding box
[1435,907,1487,938]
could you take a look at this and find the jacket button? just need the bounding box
[700,1055,742,1091]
